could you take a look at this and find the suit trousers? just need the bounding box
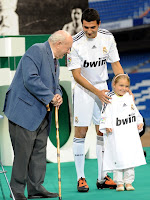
[8,113,49,194]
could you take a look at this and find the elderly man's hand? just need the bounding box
[51,94,63,108]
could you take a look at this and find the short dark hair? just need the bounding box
[81,8,100,24]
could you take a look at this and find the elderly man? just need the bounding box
[3,30,73,200]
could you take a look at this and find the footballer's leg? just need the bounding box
[73,84,94,192]
[73,127,89,192]
[94,82,116,189]
[96,129,117,189]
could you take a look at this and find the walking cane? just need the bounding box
[0,159,15,200]
[55,107,62,200]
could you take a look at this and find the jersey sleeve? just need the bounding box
[133,103,143,125]
[99,102,113,134]
[130,95,144,132]
[67,46,82,71]
[107,35,120,63]
[135,106,143,132]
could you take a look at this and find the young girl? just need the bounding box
[99,74,146,191]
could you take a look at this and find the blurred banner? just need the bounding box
[89,0,150,31]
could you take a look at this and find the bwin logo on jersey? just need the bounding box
[116,114,136,126]
[83,58,107,68]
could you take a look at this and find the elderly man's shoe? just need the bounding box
[28,191,59,199]
[10,192,27,200]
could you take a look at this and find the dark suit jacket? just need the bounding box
[3,41,62,131]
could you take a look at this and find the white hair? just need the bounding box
[49,30,70,44]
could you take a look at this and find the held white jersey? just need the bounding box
[67,29,120,85]
[100,92,146,171]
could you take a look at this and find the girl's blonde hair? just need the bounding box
[112,74,130,88]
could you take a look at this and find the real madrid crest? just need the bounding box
[103,47,107,54]
[131,104,134,110]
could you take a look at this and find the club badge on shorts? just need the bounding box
[75,116,79,123]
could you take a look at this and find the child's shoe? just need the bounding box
[116,184,124,191]
[125,184,135,191]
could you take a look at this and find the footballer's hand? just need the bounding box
[128,89,135,101]
[96,89,111,104]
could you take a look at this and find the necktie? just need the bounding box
[54,58,57,73]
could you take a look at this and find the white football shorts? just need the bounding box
[73,81,108,126]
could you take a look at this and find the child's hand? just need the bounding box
[137,123,143,130]
[106,128,112,134]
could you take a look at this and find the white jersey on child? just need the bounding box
[67,29,120,85]
[100,92,146,171]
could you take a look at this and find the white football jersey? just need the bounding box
[100,92,146,171]
[67,29,120,85]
